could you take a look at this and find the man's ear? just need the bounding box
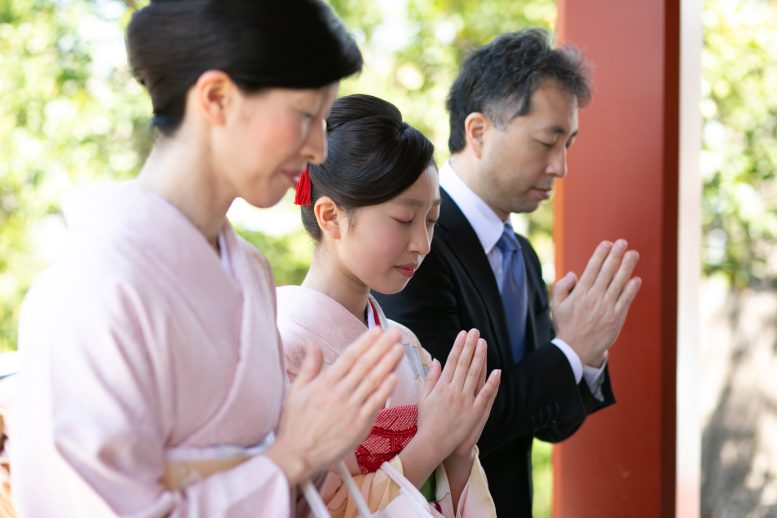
[191,70,237,127]
[313,196,343,240]
[464,112,490,159]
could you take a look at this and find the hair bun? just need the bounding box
[126,0,362,136]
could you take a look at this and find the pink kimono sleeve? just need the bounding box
[10,273,291,517]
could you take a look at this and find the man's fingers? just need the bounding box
[615,276,642,314]
[551,271,578,307]
[576,241,612,290]
[605,250,640,302]
[591,239,628,295]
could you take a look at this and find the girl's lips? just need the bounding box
[395,264,417,278]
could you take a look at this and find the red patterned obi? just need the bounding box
[355,405,419,474]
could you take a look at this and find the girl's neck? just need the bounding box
[303,249,370,324]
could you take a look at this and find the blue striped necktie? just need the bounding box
[495,223,528,363]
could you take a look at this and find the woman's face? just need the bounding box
[334,165,441,295]
[214,83,338,208]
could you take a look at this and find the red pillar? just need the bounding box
[553,1,680,516]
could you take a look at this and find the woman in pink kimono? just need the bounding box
[277,94,501,517]
[9,3,405,516]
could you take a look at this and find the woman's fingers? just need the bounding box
[347,340,404,406]
[325,328,401,393]
[322,328,384,383]
[359,373,398,423]
[292,345,323,387]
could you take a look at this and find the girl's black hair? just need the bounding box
[126,0,363,135]
[302,94,435,240]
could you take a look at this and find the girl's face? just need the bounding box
[214,83,338,208]
[335,165,441,295]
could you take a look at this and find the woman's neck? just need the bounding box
[302,249,370,324]
[137,135,234,249]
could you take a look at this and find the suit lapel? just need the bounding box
[437,189,514,365]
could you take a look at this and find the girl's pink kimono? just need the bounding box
[277,286,496,518]
[11,182,292,517]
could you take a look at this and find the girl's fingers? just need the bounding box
[474,369,501,412]
[451,329,479,388]
[422,359,442,399]
[462,339,486,396]
[440,330,467,384]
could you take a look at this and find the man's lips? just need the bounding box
[532,186,552,199]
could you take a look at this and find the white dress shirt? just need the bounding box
[439,160,607,399]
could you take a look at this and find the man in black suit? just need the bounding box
[374,29,642,517]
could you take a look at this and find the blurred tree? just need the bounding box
[1,0,555,514]
[0,0,153,350]
[701,0,777,289]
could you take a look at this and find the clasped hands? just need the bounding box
[400,329,500,487]
[552,239,642,368]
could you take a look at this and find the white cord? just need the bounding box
[302,479,330,518]
[336,460,374,517]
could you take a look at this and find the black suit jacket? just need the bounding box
[374,189,615,517]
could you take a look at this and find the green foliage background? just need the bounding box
[701,0,777,290]
[2,0,776,516]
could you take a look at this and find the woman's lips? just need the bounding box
[395,264,417,278]
[283,170,303,186]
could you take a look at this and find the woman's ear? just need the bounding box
[191,70,237,127]
[313,196,343,240]
[464,112,490,159]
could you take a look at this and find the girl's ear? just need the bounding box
[313,196,344,240]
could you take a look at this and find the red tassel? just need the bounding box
[294,165,312,206]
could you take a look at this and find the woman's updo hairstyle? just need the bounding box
[302,94,435,241]
[126,0,363,135]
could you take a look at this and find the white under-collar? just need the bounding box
[439,159,506,255]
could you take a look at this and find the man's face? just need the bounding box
[477,81,579,218]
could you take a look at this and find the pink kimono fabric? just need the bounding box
[11,182,291,517]
[277,286,496,518]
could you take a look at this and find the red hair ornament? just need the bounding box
[294,165,312,206]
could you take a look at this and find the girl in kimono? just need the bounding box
[10,2,405,516]
[277,94,501,517]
